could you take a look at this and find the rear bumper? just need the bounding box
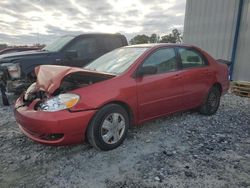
[14,98,96,145]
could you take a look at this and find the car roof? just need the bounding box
[125,43,197,49]
[62,33,125,38]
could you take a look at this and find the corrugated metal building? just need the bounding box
[183,0,250,81]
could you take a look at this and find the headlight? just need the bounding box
[5,63,21,79]
[39,93,80,112]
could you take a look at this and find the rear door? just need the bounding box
[136,47,185,122]
[177,47,212,109]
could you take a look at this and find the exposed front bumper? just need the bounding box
[14,96,96,145]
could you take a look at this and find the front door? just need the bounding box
[136,47,185,122]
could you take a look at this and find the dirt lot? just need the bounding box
[0,93,250,188]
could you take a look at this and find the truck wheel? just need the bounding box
[87,104,129,151]
[199,86,221,115]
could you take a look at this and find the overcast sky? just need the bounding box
[0,0,186,45]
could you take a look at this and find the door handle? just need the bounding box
[201,69,210,75]
[173,74,181,79]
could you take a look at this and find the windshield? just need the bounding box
[43,36,75,52]
[85,47,148,75]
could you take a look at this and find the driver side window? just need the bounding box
[66,38,98,60]
[143,48,177,74]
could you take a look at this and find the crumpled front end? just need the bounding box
[13,78,90,145]
[13,65,114,145]
[14,94,96,145]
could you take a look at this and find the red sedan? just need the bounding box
[14,44,229,150]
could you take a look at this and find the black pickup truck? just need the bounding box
[0,33,128,105]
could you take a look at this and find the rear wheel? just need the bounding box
[87,104,129,151]
[199,86,221,115]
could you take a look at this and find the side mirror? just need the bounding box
[65,50,77,59]
[136,66,157,77]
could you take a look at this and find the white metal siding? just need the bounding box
[233,0,250,81]
[183,0,238,60]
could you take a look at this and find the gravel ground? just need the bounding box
[0,93,249,188]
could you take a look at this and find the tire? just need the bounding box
[199,86,221,115]
[87,104,129,151]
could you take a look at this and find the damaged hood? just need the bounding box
[35,65,115,94]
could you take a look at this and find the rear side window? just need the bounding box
[178,48,206,69]
[142,48,177,74]
[67,38,98,60]
[103,37,124,51]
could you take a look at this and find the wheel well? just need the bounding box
[213,83,222,94]
[85,101,134,142]
[104,101,134,127]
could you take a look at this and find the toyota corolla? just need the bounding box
[14,44,229,150]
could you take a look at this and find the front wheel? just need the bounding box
[87,104,129,151]
[199,86,221,115]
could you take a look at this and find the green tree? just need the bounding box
[149,33,160,43]
[129,34,150,44]
[160,29,183,43]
